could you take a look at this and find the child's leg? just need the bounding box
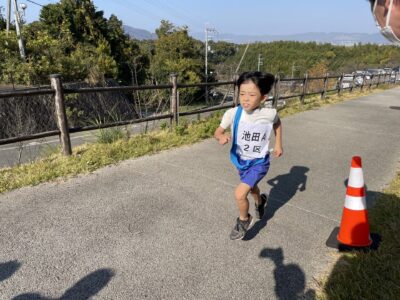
[250,184,262,204]
[234,183,252,221]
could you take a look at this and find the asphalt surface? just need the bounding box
[1,88,400,299]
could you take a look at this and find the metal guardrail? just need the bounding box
[0,71,399,151]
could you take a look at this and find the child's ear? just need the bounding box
[261,94,268,102]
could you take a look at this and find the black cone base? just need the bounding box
[326,227,381,252]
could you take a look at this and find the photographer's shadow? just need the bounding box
[12,268,114,300]
[259,247,315,299]
[244,166,309,240]
[0,260,21,283]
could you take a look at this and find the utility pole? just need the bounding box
[205,26,217,104]
[6,0,12,35]
[11,0,26,60]
[257,53,263,71]
[291,62,297,78]
[235,42,250,74]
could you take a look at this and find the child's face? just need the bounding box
[239,81,267,112]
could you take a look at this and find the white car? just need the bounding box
[340,74,354,88]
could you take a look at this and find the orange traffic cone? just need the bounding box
[337,156,372,247]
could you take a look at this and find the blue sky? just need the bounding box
[20,0,378,35]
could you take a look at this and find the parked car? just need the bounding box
[353,71,367,86]
[366,69,381,76]
[339,74,354,89]
[390,71,398,83]
[383,67,393,74]
[355,70,372,79]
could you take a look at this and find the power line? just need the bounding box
[112,0,167,24]
[114,0,204,32]
[25,0,44,7]
[144,0,204,30]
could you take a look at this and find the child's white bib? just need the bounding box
[236,121,273,160]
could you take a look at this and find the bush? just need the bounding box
[95,127,126,144]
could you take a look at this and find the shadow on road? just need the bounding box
[12,268,114,300]
[259,247,315,300]
[244,166,309,240]
[0,260,21,282]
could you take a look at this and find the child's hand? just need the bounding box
[218,134,231,145]
[273,145,283,157]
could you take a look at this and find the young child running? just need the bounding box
[214,71,283,240]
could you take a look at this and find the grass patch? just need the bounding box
[318,171,400,299]
[0,113,221,193]
[95,126,126,144]
[0,84,396,194]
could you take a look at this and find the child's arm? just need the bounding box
[273,118,283,157]
[214,126,231,145]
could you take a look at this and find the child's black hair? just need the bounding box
[236,71,275,95]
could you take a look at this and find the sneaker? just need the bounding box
[255,193,268,219]
[229,214,254,240]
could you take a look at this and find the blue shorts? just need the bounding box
[237,157,270,189]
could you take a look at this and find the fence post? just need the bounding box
[369,74,373,89]
[300,73,308,104]
[360,73,366,92]
[273,74,280,108]
[50,74,71,156]
[170,73,178,126]
[321,73,328,100]
[233,74,240,106]
[338,73,344,96]
[377,73,381,87]
[349,75,354,93]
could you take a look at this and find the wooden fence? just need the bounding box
[0,71,399,154]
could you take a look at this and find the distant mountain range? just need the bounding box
[123,25,390,45]
[124,25,157,40]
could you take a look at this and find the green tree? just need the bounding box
[86,38,118,84]
[38,0,146,85]
[208,41,236,65]
[39,0,107,44]
[307,60,329,92]
[106,14,147,85]
[223,41,400,78]
[151,20,202,83]
[150,20,204,103]
[0,6,6,30]
[155,20,175,38]
[0,0,147,86]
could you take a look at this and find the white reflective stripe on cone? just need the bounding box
[348,168,364,188]
[344,195,367,210]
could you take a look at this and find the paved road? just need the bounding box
[0,89,399,299]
